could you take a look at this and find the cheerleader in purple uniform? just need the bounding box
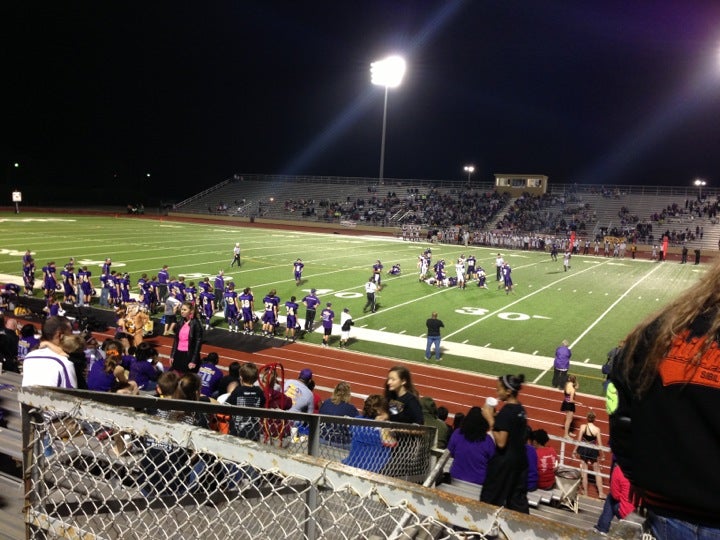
[224,283,240,332]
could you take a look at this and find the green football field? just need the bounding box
[0,212,705,396]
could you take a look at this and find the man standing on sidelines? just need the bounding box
[214,270,225,311]
[425,312,444,361]
[302,289,320,333]
[363,276,378,313]
[320,303,335,347]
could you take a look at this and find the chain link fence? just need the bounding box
[19,387,595,539]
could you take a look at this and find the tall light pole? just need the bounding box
[694,178,707,200]
[463,165,475,182]
[371,55,406,184]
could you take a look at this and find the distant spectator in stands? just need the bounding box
[420,396,451,449]
[525,426,539,492]
[575,411,604,498]
[532,429,558,490]
[447,406,495,486]
[342,394,396,473]
[552,339,571,389]
[61,333,88,390]
[385,366,423,425]
[480,374,530,514]
[197,352,223,397]
[452,412,465,433]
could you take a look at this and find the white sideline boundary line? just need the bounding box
[532,262,665,384]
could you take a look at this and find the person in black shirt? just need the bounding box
[425,312,444,361]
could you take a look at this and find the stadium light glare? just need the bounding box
[371,55,406,184]
[463,165,475,181]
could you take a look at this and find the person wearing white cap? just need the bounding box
[230,243,241,267]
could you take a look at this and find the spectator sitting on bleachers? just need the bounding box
[342,394,396,473]
[420,396,451,449]
[532,429,558,490]
[446,406,495,486]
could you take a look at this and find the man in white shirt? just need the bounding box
[363,277,378,313]
[22,316,77,389]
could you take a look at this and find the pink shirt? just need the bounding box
[177,321,190,352]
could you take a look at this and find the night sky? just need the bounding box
[4,1,720,204]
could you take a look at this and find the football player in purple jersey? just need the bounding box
[261,289,280,337]
[284,296,299,341]
[224,282,240,332]
[320,302,335,347]
[78,266,93,305]
[107,270,119,305]
[42,261,57,300]
[372,260,384,289]
[61,266,77,304]
[199,287,216,331]
[239,287,255,334]
[118,273,132,303]
[23,257,35,296]
[293,258,305,285]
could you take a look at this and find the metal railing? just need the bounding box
[19,386,601,539]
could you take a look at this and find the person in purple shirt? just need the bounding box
[129,342,163,392]
[198,276,211,294]
[224,282,239,332]
[101,257,112,276]
[284,296,299,341]
[197,352,223,398]
[198,288,215,330]
[261,289,280,337]
[157,265,169,302]
[293,258,304,285]
[99,270,110,307]
[525,426,539,492]
[239,287,255,334]
[146,275,159,311]
[214,270,225,311]
[320,302,335,347]
[447,406,496,486]
[184,281,197,304]
[552,339,572,389]
[302,289,320,333]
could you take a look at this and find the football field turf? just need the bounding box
[0,212,705,396]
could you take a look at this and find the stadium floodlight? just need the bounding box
[694,178,707,199]
[464,165,475,181]
[371,55,406,184]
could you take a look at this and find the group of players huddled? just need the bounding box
[417,248,513,294]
